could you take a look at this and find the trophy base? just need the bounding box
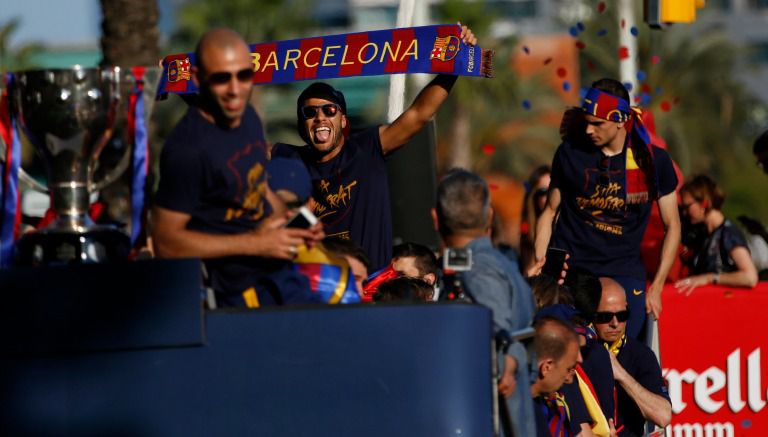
[15,227,131,267]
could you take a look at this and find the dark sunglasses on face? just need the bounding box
[301,103,341,119]
[206,68,254,85]
[594,309,630,324]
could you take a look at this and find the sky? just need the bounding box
[1,0,174,48]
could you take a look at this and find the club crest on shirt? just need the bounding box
[430,36,460,61]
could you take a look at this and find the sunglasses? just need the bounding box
[206,68,254,85]
[301,103,341,119]
[598,156,610,185]
[594,310,630,324]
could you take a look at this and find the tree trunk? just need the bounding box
[100,0,160,67]
[448,105,472,170]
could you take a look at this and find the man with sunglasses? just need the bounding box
[534,78,681,341]
[153,28,322,307]
[595,278,671,436]
[272,26,477,272]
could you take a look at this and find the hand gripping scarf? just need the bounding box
[582,88,657,204]
[157,24,494,97]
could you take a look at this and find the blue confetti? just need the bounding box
[656,86,663,95]
[640,92,651,106]
[563,81,571,92]
[742,419,752,429]
[630,26,639,37]
[522,99,531,110]
[636,70,647,82]
[569,26,579,37]
[623,82,634,92]
[523,46,530,54]
[597,29,608,37]
[577,22,585,31]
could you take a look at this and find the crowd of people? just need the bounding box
[147,27,768,437]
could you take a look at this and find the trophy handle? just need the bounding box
[90,143,131,192]
[19,168,48,194]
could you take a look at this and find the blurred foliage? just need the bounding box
[0,18,44,73]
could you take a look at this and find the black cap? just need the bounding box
[296,82,347,120]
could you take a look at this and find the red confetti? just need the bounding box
[482,144,496,155]
[575,41,586,50]
[489,183,500,191]
[660,101,671,112]
[641,84,652,93]
[634,96,641,103]
[597,2,606,13]
[618,46,629,60]
[544,57,553,65]
[586,60,596,71]
[621,19,626,29]
[556,67,567,78]
[651,55,661,65]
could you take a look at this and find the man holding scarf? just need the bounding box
[273,26,476,272]
[535,78,681,340]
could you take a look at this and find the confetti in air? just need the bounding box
[597,2,607,13]
[660,101,671,112]
[556,67,567,78]
[544,57,553,65]
[522,99,531,110]
[569,26,579,37]
[576,41,586,50]
[597,29,608,37]
[523,46,530,54]
[577,22,585,32]
[623,82,633,92]
[618,46,630,60]
[636,70,647,82]
[482,144,496,155]
[489,183,500,191]
[651,55,661,65]
[563,81,572,92]
[630,26,639,37]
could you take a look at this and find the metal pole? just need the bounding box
[387,0,416,123]
[618,0,637,102]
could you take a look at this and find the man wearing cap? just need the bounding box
[152,28,322,307]
[534,78,681,340]
[594,278,671,436]
[272,26,477,272]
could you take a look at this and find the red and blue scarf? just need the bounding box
[582,88,657,204]
[158,24,493,97]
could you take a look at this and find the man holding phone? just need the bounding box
[535,78,681,340]
[152,28,323,307]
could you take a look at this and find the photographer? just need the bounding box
[432,169,536,437]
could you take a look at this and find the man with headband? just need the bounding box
[534,78,681,341]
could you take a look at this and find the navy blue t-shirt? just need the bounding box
[272,127,392,271]
[613,337,671,437]
[691,219,749,274]
[581,338,616,425]
[156,106,306,305]
[550,141,677,279]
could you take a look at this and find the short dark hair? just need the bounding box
[323,237,371,271]
[591,78,630,103]
[392,242,439,277]
[563,267,602,324]
[436,169,490,238]
[754,129,768,155]
[373,277,434,302]
[530,274,573,310]
[533,317,578,362]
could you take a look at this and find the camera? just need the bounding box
[443,247,473,272]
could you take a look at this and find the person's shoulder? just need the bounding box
[271,142,305,159]
[624,337,660,367]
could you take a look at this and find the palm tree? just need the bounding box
[99,0,161,67]
[0,18,44,73]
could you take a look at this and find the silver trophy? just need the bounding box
[10,66,159,266]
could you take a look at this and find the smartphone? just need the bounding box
[284,206,318,229]
[443,247,473,272]
[542,247,568,278]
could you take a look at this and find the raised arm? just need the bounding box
[378,25,477,154]
[646,191,681,319]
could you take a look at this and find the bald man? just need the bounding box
[152,28,322,307]
[595,278,671,436]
